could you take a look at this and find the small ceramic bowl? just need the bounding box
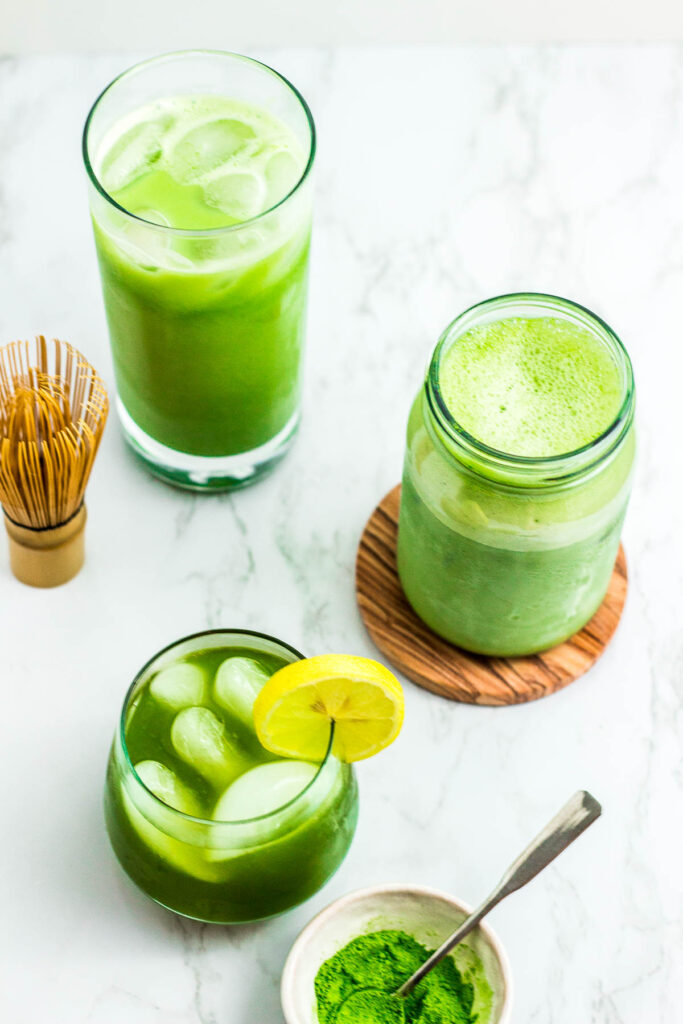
[281,883,513,1024]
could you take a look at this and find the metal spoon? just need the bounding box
[331,790,602,1023]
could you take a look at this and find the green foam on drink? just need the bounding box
[439,316,624,457]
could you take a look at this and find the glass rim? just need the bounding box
[426,292,635,479]
[82,48,316,237]
[118,627,337,826]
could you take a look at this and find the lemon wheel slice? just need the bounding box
[253,654,404,763]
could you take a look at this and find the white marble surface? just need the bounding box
[0,47,681,1023]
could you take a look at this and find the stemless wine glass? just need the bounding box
[104,629,358,923]
[83,51,315,490]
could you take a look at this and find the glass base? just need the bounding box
[117,398,299,492]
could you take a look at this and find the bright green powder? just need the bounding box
[332,989,405,1024]
[314,930,492,1024]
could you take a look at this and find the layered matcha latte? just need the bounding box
[83,52,314,489]
[397,294,635,657]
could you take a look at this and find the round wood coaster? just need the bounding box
[355,484,628,706]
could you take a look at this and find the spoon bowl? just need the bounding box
[281,885,512,1024]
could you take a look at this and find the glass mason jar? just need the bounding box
[83,51,315,490]
[104,629,358,924]
[396,294,636,658]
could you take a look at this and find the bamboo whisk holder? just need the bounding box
[0,336,108,587]
[4,505,87,588]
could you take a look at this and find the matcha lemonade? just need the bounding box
[397,294,635,657]
[84,52,314,489]
[105,631,358,923]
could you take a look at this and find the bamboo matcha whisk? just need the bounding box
[0,336,109,587]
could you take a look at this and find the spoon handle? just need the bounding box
[396,790,601,998]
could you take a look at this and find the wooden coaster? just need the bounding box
[355,485,628,706]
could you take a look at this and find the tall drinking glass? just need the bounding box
[83,51,315,490]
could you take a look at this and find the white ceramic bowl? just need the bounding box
[281,883,513,1024]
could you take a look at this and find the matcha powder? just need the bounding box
[314,929,493,1024]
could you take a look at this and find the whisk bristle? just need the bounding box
[0,337,109,528]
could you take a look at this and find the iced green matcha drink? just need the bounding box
[105,630,358,923]
[83,52,314,489]
[397,294,635,657]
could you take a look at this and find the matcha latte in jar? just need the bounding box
[396,294,635,657]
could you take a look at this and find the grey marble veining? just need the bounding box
[0,47,682,1023]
